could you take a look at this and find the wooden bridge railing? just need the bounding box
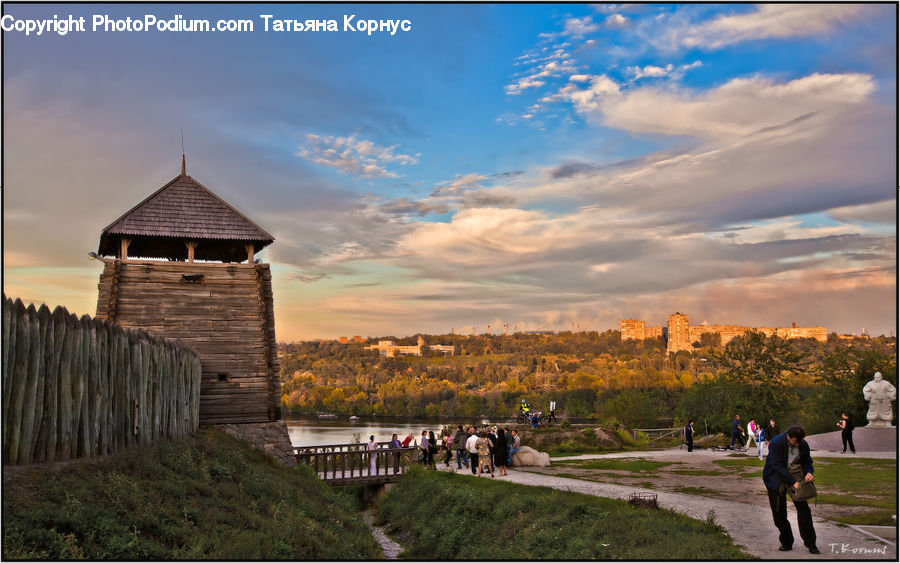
[294,442,419,486]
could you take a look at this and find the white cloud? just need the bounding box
[564,16,600,38]
[721,219,861,245]
[564,72,875,140]
[505,56,579,95]
[680,5,875,49]
[627,61,702,82]
[829,200,896,225]
[629,64,673,80]
[505,77,546,95]
[431,173,486,197]
[298,134,418,178]
[605,14,628,28]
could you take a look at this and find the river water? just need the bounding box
[284,416,503,448]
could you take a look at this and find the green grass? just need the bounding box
[713,458,765,469]
[674,486,725,497]
[376,466,751,560]
[2,428,380,560]
[671,468,728,476]
[814,458,896,499]
[811,458,897,525]
[556,458,679,473]
[545,442,606,456]
[829,510,897,526]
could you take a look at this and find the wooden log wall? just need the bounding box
[96,260,282,425]
[2,295,201,465]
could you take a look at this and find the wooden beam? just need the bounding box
[186,241,198,263]
[119,238,131,260]
[245,244,255,263]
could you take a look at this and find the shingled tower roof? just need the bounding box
[98,161,274,262]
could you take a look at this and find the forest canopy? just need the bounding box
[278,331,896,435]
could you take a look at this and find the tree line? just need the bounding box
[279,331,896,435]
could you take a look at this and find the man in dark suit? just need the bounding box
[729,414,742,449]
[684,420,694,452]
[763,426,819,554]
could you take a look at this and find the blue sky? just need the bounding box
[3,3,897,339]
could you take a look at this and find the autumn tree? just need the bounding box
[806,346,898,433]
[680,332,809,432]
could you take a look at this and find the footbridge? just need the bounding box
[294,442,418,486]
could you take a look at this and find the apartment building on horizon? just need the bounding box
[621,313,827,353]
[619,319,664,341]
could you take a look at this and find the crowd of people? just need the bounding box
[366,424,523,478]
[426,424,521,477]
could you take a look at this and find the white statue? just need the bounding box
[862,372,896,427]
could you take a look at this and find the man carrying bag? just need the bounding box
[762,426,819,555]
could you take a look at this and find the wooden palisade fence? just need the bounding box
[2,295,202,465]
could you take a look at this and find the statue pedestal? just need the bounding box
[805,426,896,452]
[866,421,896,428]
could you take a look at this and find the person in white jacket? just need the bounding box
[746,418,759,449]
[466,428,480,476]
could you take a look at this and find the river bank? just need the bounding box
[283,415,634,452]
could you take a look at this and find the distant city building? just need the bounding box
[352,335,365,343]
[338,336,349,344]
[619,319,644,340]
[619,313,827,353]
[667,313,691,354]
[620,319,663,340]
[365,335,455,357]
[645,325,664,339]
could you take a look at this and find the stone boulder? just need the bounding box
[593,427,621,448]
[512,446,551,467]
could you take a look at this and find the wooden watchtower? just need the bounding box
[94,157,281,424]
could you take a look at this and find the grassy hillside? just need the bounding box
[2,428,380,559]
[376,466,750,559]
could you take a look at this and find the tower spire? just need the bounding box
[181,128,186,176]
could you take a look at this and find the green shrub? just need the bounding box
[614,428,649,449]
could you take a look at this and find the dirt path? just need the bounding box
[439,448,896,560]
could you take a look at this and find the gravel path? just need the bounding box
[550,448,896,462]
[439,448,896,560]
[361,509,402,559]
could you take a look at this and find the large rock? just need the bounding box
[512,446,551,467]
[593,428,621,448]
